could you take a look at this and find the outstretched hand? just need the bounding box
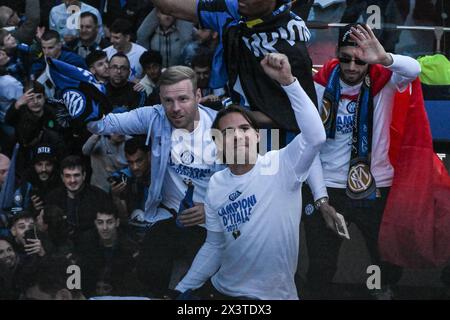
[349,24,393,66]
[260,53,295,86]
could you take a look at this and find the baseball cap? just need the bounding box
[33,143,56,164]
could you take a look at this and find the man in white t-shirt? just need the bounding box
[174,53,325,300]
[302,24,421,299]
[103,18,147,81]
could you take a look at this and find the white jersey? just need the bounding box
[205,149,309,300]
[315,54,421,188]
[160,108,221,220]
[104,43,147,81]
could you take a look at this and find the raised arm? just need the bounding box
[260,53,326,181]
[150,0,198,23]
[349,24,421,90]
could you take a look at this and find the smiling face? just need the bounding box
[11,217,35,246]
[338,46,369,86]
[95,213,119,242]
[61,167,85,194]
[160,79,201,131]
[216,112,259,165]
[79,15,98,43]
[0,239,17,269]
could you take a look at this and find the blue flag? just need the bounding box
[0,144,19,225]
[47,58,111,127]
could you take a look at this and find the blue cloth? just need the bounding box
[31,49,87,78]
[47,57,108,126]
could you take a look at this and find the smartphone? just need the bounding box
[24,226,38,243]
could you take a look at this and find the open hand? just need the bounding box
[349,24,393,66]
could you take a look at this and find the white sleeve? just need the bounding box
[175,230,225,293]
[306,154,328,201]
[280,79,326,182]
[87,106,156,136]
[386,54,421,92]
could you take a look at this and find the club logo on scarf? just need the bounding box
[346,101,357,114]
[63,89,86,118]
[347,162,373,194]
[365,75,371,87]
[321,98,332,124]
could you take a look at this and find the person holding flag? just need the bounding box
[302,23,423,299]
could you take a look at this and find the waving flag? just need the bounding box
[379,79,450,268]
[46,58,111,127]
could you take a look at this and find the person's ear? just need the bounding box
[116,218,120,228]
[55,288,73,300]
[10,226,17,237]
[195,88,202,101]
[125,34,131,43]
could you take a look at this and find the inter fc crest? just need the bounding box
[180,150,194,165]
[321,98,332,124]
[63,89,86,118]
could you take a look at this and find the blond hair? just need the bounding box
[158,65,197,92]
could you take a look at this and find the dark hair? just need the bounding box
[86,50,107,68]
[95,201,119,220]
[110,52,130,68]
[60,155,85,174]
[25,80,45,95]
[9,210,35,229]
[110,18,133,37]
[80,11,98,25]
[43,205,72,244]
[124,136,150,156]
[25,254,83,298]
[41,30,61,43]
[211,105,258,132]
[139,50,162,69]
[191,52,213,70]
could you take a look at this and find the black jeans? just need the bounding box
[136,218,206,297]
[301,185,402,296]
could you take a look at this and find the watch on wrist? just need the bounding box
[314,197,329,210]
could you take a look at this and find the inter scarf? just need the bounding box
[223,3,317,131]
[315,60,392,199]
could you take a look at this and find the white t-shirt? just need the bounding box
[160,108,221,220]
[205,148,309,300]
[314,54,421,188]
[104,43,147,81]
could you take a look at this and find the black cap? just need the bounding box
[33,143,56,164]
[338,23,362,48]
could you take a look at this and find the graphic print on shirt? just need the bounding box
[218,192,257,237]
[168,151,212,181]
[336,100,357,135]
[242,19,310,58]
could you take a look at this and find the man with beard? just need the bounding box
[12,144,62,215]
[106,53,146,112]
[86,50,110,84]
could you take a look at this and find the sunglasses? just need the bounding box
[338,56,367,66]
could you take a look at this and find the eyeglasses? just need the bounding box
[338,56,367,66]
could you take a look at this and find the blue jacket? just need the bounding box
[31,50,87,78]
[87,105,222,222]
